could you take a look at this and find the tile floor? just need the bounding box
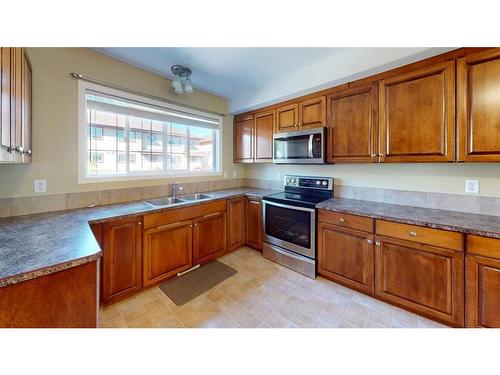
[99,247,446,328]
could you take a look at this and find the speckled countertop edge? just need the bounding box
[0,188,279,288]
[317,197,500,239]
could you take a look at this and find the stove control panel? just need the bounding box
[284,175,333,191]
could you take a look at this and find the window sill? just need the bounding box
[78,171,224,184]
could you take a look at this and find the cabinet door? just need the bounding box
[227,197,246,251]
[318,223,374,294]
[378,60,455,162]
[0,48,12,162]
[10,48,23,160]
[102,217,143,304]
[466,255,500,327]
[327,84,378,163]
[21,52,31,163]
[276,103,299,133]
[299,96,326,129]
[193,211,227,264]
[375,236,464,326]
[254,110,274,162]
[234,115,254,163]
[143,220,193,287]
[457,49,500,162]
[246,199,263,250]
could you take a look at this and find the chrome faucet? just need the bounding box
[172,182,184,198]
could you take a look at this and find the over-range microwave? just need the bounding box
[273,127,325,164]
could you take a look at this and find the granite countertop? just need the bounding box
[0,188,278,287]
[317,197,500,239]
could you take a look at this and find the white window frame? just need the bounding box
[78,81,223,184]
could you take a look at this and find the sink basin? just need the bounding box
[144,197,185,207]
[180,193,212,201]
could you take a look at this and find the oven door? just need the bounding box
[263,200,316,259]
[273,128,324,164]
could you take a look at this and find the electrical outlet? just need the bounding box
[223,171,228,178]
[465,179,479,194]
[34,180,47,193]
[232,170,237,178]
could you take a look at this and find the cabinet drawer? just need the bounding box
[318,210,373,233]
[467,235,500,259]
[376,220,463,251]
[144,200,226,228]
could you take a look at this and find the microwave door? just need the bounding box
[274,134,310,162]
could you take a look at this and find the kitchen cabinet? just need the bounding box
[0,47,31,164]
[326,83,378,163]
[254,110,274,162]
[143,220,193,287]
[378,60,455,162]
[101,217,143,304]
[276,96,326,133]
[234,114,254,163]
[374,234,464,326]
[246,198,263,250]
[457,48,500,162]
[193,211,227,264]
[318,221,375,295]
[465,235,500,327]
[227,197,246,251]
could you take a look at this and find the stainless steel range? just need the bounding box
[262,175,334,278]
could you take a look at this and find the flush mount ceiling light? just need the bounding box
[171,65,193,94]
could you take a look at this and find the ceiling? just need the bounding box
[95,47,455,114]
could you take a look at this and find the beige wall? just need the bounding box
[0,48,245,199]
[246,163,500,198]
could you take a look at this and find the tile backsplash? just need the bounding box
[0,178,246,218]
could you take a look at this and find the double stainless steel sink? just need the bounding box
[144,193,213,208]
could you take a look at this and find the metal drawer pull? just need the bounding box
[409,231,417,237]
[339,217,345,223]
[367,239,373,245]
[375,241,381,246]
[371,153,377,157]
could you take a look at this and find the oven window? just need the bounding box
[265,204,311,249]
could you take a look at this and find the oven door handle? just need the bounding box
[263,200,316,213]
[308,134,314,158]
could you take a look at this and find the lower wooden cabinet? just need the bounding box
[318,222,375,295]
[227,197,246,251]
[374,236,464,326]
[101,217,143,304]
[143,220,193,287]
[193,211,227,264]
[246,198,263,250]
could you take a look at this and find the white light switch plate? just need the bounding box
[34,180,47,193]
[465,180,479,194]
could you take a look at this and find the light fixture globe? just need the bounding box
[184,78,193,93]
[170,65,193,94]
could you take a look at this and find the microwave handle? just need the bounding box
[308,134,314,158]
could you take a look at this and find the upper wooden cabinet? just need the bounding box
[0,48,31,164]
[457,48,500,162]
[234,114,254,163]
[254,110,275,162]
[101,217,143,304]
[276,103,299,133]
[276,96,326,133]
[327,84,378,163]
[378,61,456,162]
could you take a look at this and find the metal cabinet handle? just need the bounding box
[409,231,417,237]
[24,149,32,156]
[375,241,381,246]
[10,146,24,153]
[190,224,193,228]
[367,239,373,245]
[379,154,385,157]
[339,217,345,223]
[194,223,198,227]
[138,222,142,226]
[371,153,377,157]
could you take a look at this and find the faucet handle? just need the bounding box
[178,186,184,192]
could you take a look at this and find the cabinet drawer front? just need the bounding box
[144,200,226,228]
[467,235,500,259]
[318,210,373,233]
[376,220,463,251]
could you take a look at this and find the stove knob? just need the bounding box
[322,181,327,186]
[316,180,321,185]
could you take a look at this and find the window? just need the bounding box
[78,81,222,183]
